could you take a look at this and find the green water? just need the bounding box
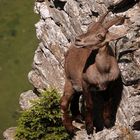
[0,0,39,138]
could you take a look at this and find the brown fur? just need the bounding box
[82,44,122,134]
[60,12,125,135]
[83,44,120,91]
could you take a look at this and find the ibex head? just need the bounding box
[75,11,126,48]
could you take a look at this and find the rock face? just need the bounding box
[19,90,39,110]
[3,0,140,139]
[30,0,140,139]
[3,127,16,140]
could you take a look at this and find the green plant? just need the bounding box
[15,89,70,140]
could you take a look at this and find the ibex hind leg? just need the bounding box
[103,88,116,128]
[60,79,80,134]
[83,81,94,135]
[103,101,115,128]
[103,77,123,128]
[70,92,84,123]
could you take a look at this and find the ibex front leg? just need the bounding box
[83,81,94,135]
[60,79,79,134]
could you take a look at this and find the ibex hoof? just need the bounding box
[73,127,80,133]
[74,114,84,123]
[86,123,94,135]
[104,118,115,128]
[66,126,80,135]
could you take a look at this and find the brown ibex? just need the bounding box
[60,12,125,135]
[82,43,123,134]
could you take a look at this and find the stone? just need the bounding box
[19,90,39,110]
[73,123,134,140]
[3,127,16,140]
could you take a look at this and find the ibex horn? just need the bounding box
[98,11,110,24]
[104,16,125,29]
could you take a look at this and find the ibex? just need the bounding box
[81,43,123,134]
[60,12,125,135]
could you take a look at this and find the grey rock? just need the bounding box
[34,2,50,19]
[3,127,16,140]
[134,49,140,66]
[73,123,134,140]
[28,42,65,92]
[19,90,39,110]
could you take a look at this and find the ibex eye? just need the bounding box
[97,34,104,40]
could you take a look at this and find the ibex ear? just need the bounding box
[87,11,110,31]
[106,31,126,42]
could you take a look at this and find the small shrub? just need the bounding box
[15,89,70,140]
